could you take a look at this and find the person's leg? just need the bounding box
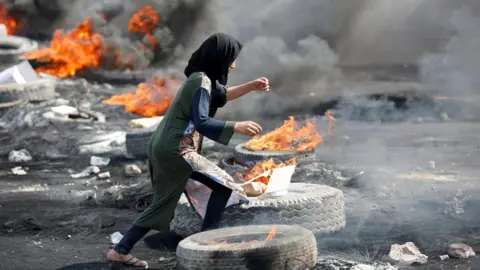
[190,172,233,231]
[106,225,150,267]
[106,162,155,268]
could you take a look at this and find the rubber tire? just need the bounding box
[0,36,38,63]
[125,128,154,158]
[0,78,56,102]
[77,68,152,84]
[233,142,314,165]
[170,183,345,238]
[176,224,317,270]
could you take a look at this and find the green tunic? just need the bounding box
[134,72,236,231]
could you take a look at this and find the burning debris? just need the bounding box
[0,3,22,35]
[102,75,180,117]
[244,110,336,152]
[23,5,164,78]
[235,157,296,185]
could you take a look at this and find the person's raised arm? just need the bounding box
[226,77,269,101]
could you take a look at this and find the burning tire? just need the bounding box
[176,224,317,270]
[233,142,314,165]
[125,128,154,158]
[170,183,345,237]
[0,78,56,103]
[0,36,38,63]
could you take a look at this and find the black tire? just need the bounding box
[0,78,56,102]
[170,183,345,237]
[176,224,317,270]
[125,128,154,158]
[0,36,38,63]
[77,68,152,84]
[233,142,314,165]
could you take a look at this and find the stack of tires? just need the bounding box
[0,35,56,111]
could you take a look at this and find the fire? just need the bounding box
[265,225,276,241]
[24,5,160,78]
[244,110,336,152]
[102,76,180,117]
[0,4,21,35]
[235,158,296,184]
[128,5,160,50]
[24,18,104,78]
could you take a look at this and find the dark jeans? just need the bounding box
[114,172,232,255]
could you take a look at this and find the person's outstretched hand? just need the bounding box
[234,121,262,136]
[249,77,269,92]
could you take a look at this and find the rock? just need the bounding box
[447,243,475,259]
[388,242,428,265]
[125,164,142,176]
[90,156,110,167]
[70,166,101,179]
[352,264,375,270]
[440,112,450,121]
[8,149,32,163]
[98,172,111,179]
[11,166,27,175]
[128,116,163,129]
[439,254,449,260]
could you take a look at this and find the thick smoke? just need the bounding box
[201,0,480,255]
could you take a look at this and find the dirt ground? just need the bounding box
[2,79,480,269]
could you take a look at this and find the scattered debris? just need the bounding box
[313,259,396,270]
[11,166,27,175]
[352,264,375,270]
[388,242,428,265]
[77,131,126,157]
[447,243,475,259]
[90,156,110,167]
[98,172,111,179]
[8,149,32,163]
[439,254,449,260]
[128,116,163,129]
[43,105,106,123]
[125,164,142,176]
[110,231,123,245]
[70,166,100,179]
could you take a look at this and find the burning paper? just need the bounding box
[244,110,336,152]
[236,158,297,197]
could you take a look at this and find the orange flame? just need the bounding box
[23,5,159,78]
[102,76,180,117]
[265,225,276,241]
[24,18,104,78]
[128,5,159,50]
[0,4,21,35]
[235,158,296,184]
[244,110,336,152]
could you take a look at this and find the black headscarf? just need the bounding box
[184,33,243,85]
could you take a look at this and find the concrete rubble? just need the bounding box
[447,243,475,259]
[125,164,142,176]
[388,242,428,265]
[8,149,33,163]
[70,166,101,179]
